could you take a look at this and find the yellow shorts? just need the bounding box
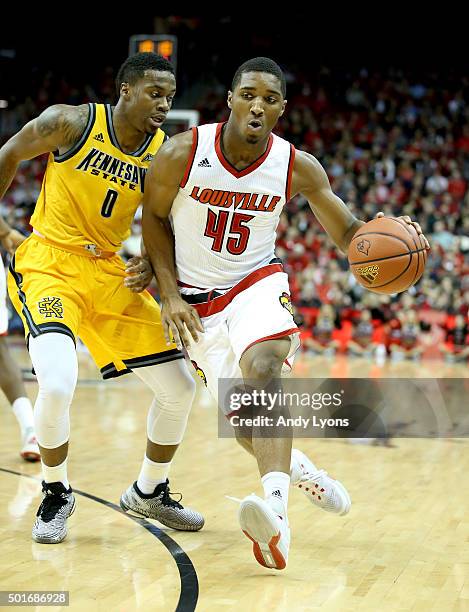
[8,236,182,379]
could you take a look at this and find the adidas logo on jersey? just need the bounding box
[198,158,211,167]
[93,133,105,143]
[142,153,154,163]
[272,490,283,498]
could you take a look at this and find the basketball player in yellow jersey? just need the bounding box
[0,53,204,544]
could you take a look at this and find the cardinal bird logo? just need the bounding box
[191,360,207,386]
[357,239,371,256]
[279,292,294,315]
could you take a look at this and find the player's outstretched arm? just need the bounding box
[292,150,429,253]
[0,104,89,251]
[142,131,203,348]
[291,150,364,254]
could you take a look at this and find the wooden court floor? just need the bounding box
[1,341,468,611]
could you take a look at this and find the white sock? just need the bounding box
[290,451,304,485]
[137,455,171,495]
[42,458,70,489]
[261,471,290,518]
[12,397,35,437]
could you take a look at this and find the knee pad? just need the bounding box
[133,359,196,445]
[29,334,78,449]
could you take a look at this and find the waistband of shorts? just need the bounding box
[181,262,284,317]
[31,230,116,259]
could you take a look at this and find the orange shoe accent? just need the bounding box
[242,530,286,570]
[20,450,40,462]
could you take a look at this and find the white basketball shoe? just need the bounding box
[239,494,290,570]
[291,448,351,515]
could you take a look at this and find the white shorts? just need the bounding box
[183,264,300,414]
[0,256,8,336]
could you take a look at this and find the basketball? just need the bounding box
[348,217,428,294]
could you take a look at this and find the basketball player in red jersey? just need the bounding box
[141,57,428,570]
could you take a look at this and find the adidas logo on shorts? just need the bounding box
[198,158,211,167]
[272,490,282,498]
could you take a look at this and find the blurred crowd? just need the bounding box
[1,64,468,361]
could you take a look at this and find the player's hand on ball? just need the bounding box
[124,256,153,292]
[375,212,430,250]
[161,295,204,350]
[0,228,26,254]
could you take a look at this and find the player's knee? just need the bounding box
[34,391,71,448]
[134,360,196,407]
[37,362,77,403]
[178,369,197,405]
[147,398,192,446]
[242,354,283,381]
[146,368,196,439]
[29,333,78,400]
[159,368,196,414]
[38,373,76,406]
[160,390,194,420]
[36,386,73,429]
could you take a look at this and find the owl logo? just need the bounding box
[191,360,207,386]
[357,239,371,256]
[279,292,293,315]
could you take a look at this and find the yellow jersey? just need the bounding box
[30,103,165,252]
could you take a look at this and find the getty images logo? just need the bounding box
[228,389,345,412]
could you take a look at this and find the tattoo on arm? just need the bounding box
[61,105,89,148]
[36,110,61,138]
[36,104,89,149]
